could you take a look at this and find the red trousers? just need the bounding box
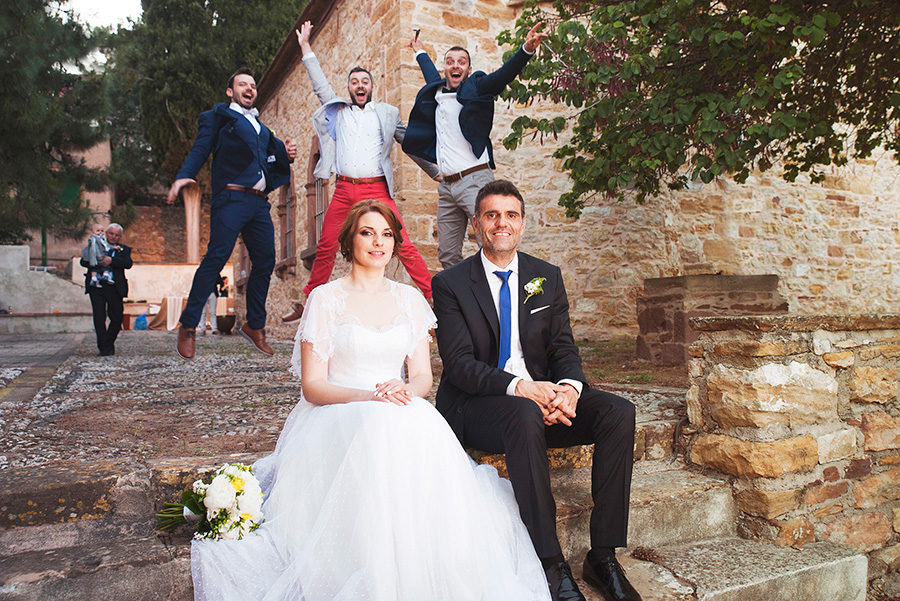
[303,180,432,298]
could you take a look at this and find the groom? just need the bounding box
[432,180,641,601]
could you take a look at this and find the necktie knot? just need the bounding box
[494,270,511,284]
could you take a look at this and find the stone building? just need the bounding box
[246,0,900,337]
[246,0,900,342]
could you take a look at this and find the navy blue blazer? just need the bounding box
[402,47,533,170]
[175,103,291,196]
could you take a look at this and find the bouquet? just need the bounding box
[157,463,264,540]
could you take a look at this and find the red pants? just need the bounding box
[303,180,432,298]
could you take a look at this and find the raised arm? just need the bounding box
[408,33,442,84]
[474,22,548,97]
[296,21,337,105]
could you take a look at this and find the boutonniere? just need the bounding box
[523,277,546,303]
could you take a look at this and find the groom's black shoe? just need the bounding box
[545,560,586,601]
[582,553,642,601]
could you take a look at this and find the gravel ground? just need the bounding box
[0,330,686,471]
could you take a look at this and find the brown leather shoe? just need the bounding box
[176,327,196,359]
[281,303,304,323]
[240,323,274,356]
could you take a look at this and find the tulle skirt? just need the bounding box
[191,398,551,601]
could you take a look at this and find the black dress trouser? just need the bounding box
[460,388,635,559]
[88,284,124,353]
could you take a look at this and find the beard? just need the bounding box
[351,91,373,108]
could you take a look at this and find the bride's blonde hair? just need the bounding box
[338,200,404,261]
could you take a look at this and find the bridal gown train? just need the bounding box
[191,279,551,601]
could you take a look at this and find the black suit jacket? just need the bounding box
[432,251,586,439]
[402,47,533,169]
[80,244,133,298]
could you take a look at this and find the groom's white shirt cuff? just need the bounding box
[506,376,583,398]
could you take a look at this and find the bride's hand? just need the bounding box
[374,379,412,405]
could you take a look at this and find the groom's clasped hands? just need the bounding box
[515,380,579,426]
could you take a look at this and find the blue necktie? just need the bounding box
[494,270,512,369]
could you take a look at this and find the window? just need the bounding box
[301,135,329,271]
[275,171,297,278]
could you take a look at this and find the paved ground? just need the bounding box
[0,331,686,472]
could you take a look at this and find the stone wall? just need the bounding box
[636,274,788,365]
[253,0,900,340]
[685,314,900,593]
[124,204,212,264]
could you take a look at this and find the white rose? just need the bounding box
[218,522,240,540]
[236,490,262,521]
[204,474,237,513]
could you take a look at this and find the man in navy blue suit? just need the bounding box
[167,67,297,359]
[402,23,546,268]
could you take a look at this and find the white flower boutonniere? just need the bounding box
[523,277,547,304]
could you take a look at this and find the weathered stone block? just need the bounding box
[691,434,818,478]
[894,507,900,533]
[855,466,900,509]
[773,517,816,547]
[849,366,898,404]
[858,343,900,361]
[862,411,900,451]
[823,351,855,368]
[805,481,849,506]
[713,340,807,357]
[734,487,803,519]
[845,457,873,479]
[823,466,840,481]
[686,384,703,427]
[874,543,900,572]
[816,428,858,463]
[821,512,891,552]
[706,362,838,428]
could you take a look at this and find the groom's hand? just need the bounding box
[514,380,557,409]
[545,384,578,426]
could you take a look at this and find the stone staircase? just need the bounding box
[0,386,868,601]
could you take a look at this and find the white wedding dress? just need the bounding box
[191,279,551,601]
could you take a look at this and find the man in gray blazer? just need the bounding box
[284,21,439,321]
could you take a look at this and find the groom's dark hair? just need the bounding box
[474,180,525,217]
[227,67,255,90]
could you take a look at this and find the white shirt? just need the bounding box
[229,102,266,191]
[480,252,584,398]
[335,103,384,178]
[434,90,489,175]
[415,45,533,176]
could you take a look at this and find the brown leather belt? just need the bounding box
[224,184,267,197]
[443,163,491,183]
[336,175,388,185]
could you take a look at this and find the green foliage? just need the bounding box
[0,0,108,244]
[106,0,307,186]
[499,0,900,216]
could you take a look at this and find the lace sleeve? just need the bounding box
[288,286,336,378]
[397,283,437,358]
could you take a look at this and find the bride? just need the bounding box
[191,200,551,601]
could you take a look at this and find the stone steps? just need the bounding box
[0,455,867,601]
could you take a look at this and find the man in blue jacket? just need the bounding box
[167,67,297,359]
[403,23,546,268]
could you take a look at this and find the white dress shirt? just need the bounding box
[480,252,583,398]
[335,103,384,178]
[229,102,266,191]
[434,90,489,175]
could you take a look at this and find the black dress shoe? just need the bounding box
[582,553,642,601]
[545,560,586,601]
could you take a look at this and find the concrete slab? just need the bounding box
[655,538,867,601]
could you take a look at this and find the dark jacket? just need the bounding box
[402,47,533,169]
[431,251,586,440]
[80,244,133,298]
[175,103,291,196]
